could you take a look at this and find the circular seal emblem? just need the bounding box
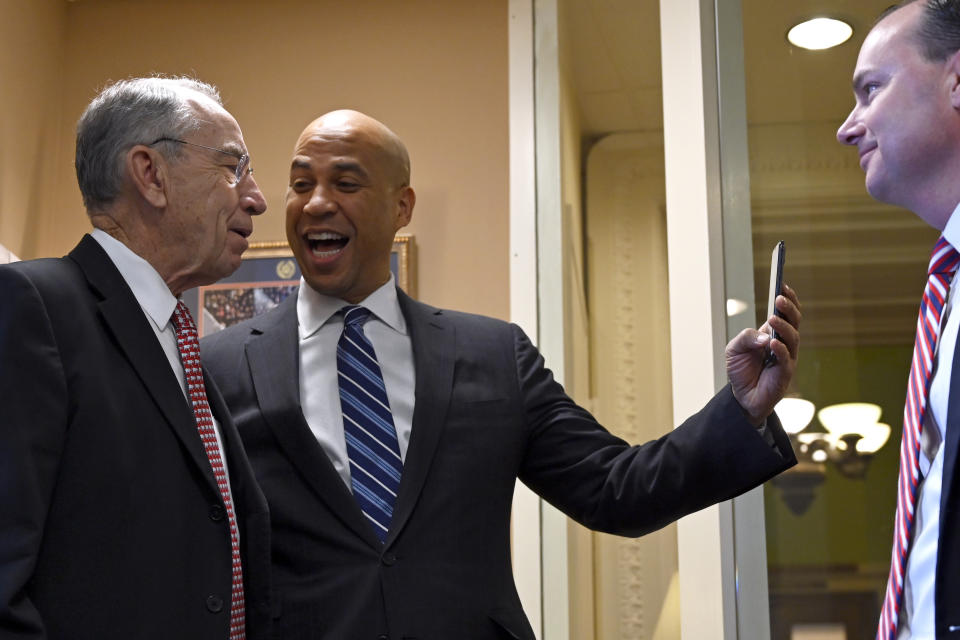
[276,259,297,280]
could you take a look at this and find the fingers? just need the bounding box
[769,282,801,360]
[726,326,770,356]
[780,283,802,320]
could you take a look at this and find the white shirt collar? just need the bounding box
[90,228,178,331]
[296,274,407,339]
[942,202,960,251]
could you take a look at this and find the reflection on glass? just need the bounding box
[738,1,939,638]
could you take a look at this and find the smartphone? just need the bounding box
[763,240,785,367]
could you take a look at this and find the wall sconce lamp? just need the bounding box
[771,399,891,515]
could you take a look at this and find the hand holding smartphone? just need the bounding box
[763,241,785,368]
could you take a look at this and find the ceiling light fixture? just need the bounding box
[787,17,853,51]
[771,398,892,515]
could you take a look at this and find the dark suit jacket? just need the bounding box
[202,288,796,640]
[935,343,960,637]
[0,235,273,640]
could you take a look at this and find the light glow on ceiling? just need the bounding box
[787,17,853,51]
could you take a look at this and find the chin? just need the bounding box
[212,256,243,281]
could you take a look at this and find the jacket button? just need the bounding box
[381,552,397,566]
[209,505,225,522]
[206,595,224,613]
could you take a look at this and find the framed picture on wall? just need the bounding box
[182,234,415,338]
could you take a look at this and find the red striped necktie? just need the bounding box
[878,236,960,639]
[172,301,246,640]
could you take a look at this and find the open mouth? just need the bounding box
[306,231,349,258]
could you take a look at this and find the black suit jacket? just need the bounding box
[934,342,960,637]
[202,288,796,640]
[0,235,273,639]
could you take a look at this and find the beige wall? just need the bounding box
[0,0,67,260]
[5,0,509,319]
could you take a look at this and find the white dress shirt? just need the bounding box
[899,202,960,639]
[90,229,235,493]
[297,275,415,490]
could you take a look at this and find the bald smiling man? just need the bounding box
[202,109,802,640]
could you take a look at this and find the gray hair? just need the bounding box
[75,76,222,211]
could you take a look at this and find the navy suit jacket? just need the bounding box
[201,288,796,640]
[0,236,273,639]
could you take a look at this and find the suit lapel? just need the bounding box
[69,235,220,495]
[942,337,960,516]
[386,290,455,545]
[244,295,381,547]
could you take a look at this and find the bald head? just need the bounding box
[285,109,415,303]
[297,110,411,188]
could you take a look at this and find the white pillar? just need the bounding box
[659,0,738,637]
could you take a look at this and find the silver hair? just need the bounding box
[74,76,222,211]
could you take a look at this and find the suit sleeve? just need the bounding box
[513,324,795,537]
[0,267,69,638]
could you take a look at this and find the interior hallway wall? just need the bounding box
[0,0,67,261]
[5,0,509,319]
[587,132,679,639]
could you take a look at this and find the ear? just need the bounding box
[394,185,415,230]
[948,48,960,110]
[127,145,169,208]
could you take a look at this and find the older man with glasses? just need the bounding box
[0,76,271,640]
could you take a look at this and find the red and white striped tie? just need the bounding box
[878,236,960,640]
[172,301,245,640]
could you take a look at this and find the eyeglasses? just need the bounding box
[149,137,252,184]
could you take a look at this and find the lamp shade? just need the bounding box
[776,397,816,434]
[855,422,892,454]
[817,402,882,436]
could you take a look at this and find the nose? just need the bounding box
[302,184,336,217]
[836,108,864,146]
[241,174,268,216]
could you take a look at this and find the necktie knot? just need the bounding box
[928,236,960,277]
[341,305,372,328]
[172,300,197,335]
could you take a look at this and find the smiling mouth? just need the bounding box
[859,147,876,169]
[306,231,349,258]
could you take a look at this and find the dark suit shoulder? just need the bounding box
[399,293,522,340]
[0,256,82,293]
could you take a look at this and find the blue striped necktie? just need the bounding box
[337,305,403,542]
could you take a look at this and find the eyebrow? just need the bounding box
[291,158,312,172]
[850,69,876,91]
[220,141,246,158]
[332,161,369,178]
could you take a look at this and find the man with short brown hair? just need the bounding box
[837,1,960,637]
